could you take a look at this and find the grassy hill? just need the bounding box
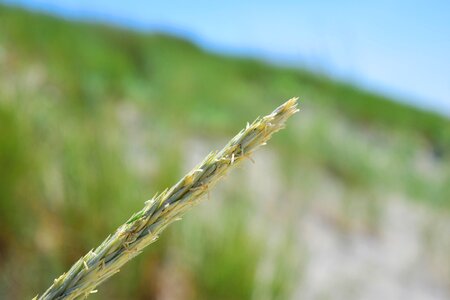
[0,5,449,300]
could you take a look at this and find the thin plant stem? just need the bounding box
[37,98,299,300]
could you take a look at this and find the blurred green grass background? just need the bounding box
[0,5,449,300]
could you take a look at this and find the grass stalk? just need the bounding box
[36,98,299,300]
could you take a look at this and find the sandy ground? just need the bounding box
[246,150,450,300]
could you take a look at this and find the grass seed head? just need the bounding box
[37,98,299,300]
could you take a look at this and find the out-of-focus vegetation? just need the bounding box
[0,5,449,300]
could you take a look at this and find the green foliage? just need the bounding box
[177,207,261,300]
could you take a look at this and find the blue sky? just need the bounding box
[3,0,450,115]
